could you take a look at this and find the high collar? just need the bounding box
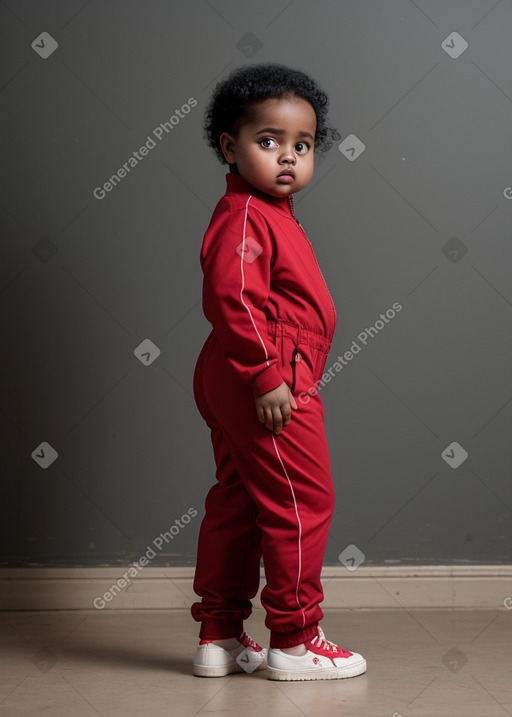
[224,172,295,219]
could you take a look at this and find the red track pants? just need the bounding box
[191,319,335,648]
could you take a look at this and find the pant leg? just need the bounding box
[191,334,263,640]
[192,329,335,649]
[222,391,335,648]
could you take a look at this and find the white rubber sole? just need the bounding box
[267,657,367,681]
[193,661,267,678]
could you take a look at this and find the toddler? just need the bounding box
[191,62,366,682]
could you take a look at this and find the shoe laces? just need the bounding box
[238,630,260,651]
[310,626,341,653]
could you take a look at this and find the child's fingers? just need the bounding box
[256,401,276,431]
[261,405,279,433]
[272,405,284,435]
[264,408,274,432]
[282,401,292,426]
[255,387,295,435]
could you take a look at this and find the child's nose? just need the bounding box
[280,148,296,163]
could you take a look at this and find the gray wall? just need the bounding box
[1,0,511,567]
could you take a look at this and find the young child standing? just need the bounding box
[191,62,366,682]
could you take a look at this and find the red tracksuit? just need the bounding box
[191,172,338,648]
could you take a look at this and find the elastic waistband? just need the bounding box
[267,319,331,354]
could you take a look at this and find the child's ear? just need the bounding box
[219,132,237,164]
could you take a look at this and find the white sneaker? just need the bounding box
[193,631,267,677]
[267,626,367,681]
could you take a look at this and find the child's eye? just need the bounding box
[295,142,310,155]
[260,137,278,149]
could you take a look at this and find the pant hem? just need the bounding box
[269,623,319,648]
[198,618,244,641]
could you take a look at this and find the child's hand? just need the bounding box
[255,382,298,436]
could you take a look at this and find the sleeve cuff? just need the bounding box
[250,365,285,398]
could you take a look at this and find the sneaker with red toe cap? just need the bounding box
[193,631,267,677]
[267,626,367,681]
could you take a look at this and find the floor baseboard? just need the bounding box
[1,565,511,611]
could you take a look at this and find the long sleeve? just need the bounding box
[200,197,284,398]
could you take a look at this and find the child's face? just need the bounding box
[219,93,317,197]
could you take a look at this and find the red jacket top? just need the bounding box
[200,172,338,397]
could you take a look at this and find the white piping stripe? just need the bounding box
[240,197,304,624]
[239,196,270,367]
[272,434,306,628]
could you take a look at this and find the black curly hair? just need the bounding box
[204,62,340,166]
